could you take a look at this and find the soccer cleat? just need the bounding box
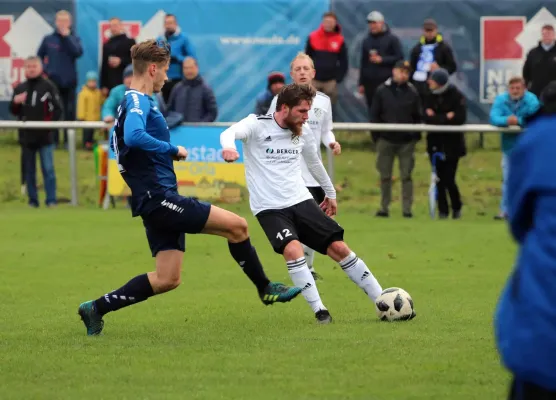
[259,282,302,305]
[78,300,104,336]
[315,309,332,324]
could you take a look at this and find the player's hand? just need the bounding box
[103,116,115,123]
[329,141,341,155]
[446,111,455,120]
[426,108,435,117]
[174,145,188,161]
[13,92,27,104]
[320,197,337,217]
[223,148,239,163]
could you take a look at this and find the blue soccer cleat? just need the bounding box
[78,300,104,336]
[259,282,302,305]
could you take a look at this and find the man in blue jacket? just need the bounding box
[489,76,540,220]
[494,81,556,400]
[37,10,83,146]
[158,14,196,103]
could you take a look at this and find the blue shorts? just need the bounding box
[141,193,211,257]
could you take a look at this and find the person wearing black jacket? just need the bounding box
[523,24,556,97]
[100,17,136,96]
[10,57,63,208]
[423,68,466,219]
[370,60,421,218]
[358,11,403,118]
[409,19,457,97]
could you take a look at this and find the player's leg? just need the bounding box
[257,208,330,323]
[304,186,327,280]
[201,203,301,305]
[78,210,186,336]
[296,199,383,303]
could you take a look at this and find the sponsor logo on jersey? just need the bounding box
[264,136,272,142]
[130,107,143,115]
[266,148,299,154]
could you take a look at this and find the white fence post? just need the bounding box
[67,128,78,206]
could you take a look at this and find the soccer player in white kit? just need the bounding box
[220,83,382,324]
[267,52,341,281]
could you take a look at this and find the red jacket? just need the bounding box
[305,24,348,83]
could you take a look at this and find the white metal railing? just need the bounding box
[0,121,521,206]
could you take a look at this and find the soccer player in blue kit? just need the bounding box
[77,39,301,336]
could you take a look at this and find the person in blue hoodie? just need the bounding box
[37,10,83,146]
[157,13,196,103]
[494,81,556,399]
[490,77,540,220]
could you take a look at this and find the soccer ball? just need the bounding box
[375,287,416,321]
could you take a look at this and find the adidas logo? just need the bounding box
[264,136,272,142]
[302,282,312,291]
[361,271,370,281]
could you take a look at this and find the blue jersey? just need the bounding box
[111,89,179,216]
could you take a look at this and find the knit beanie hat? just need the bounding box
[430,68,449,86]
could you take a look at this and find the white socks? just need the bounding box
[339,252,383,301]
[287,257,326,313]
[303,245,316,273]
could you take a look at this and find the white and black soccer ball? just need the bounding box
[375,287,416,321]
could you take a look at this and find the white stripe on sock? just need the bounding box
[287,257,326,313]
[340,252,383,301]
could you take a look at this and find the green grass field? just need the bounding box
[0,132,515,399]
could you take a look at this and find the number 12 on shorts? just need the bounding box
[276,228,292,241]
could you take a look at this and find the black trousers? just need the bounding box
[431,155,462,214]
[54,86,76,145]
[509,378,556,400]
[161,79,181,104]
[363,80,383,121]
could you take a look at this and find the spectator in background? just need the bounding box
[159,14,196,103]
[10,56,63,208]
[358,11,403,119]
[100,17,135,97]
[168,57,217,122]
[409,19,457,97]
[490,76,540,220]
[423,68,467,219]
[305,11,348,105]
[370,60,421,218]
[523,25,556,97]
[77,71,104,150]
[254,72,285,115]
[102,64,161,123]
[37,10,83,147]
[494,81,556,400]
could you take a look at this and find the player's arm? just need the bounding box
[220,115,257,162]
[302,128,337,216]
[123,94,180,156]
[321,104,341,155]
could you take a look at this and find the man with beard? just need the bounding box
[220,83,388,324]
[267,52,341,281]
[157,14,196,103]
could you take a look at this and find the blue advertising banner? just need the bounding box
[75,0,328,123]
[107,125,246,203]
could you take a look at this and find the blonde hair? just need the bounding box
[290,52,315,71]
[508,76,525,86]
[55,10,72,19]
